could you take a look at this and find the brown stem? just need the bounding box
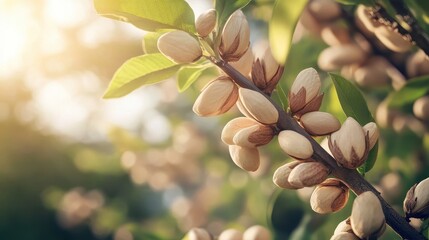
[214,59,426,240]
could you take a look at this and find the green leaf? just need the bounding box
[177,64,214,92]
[330,73,377,173]
[274,85,289,111]
[387,75,429,108]
[94,0,196,33]
[103,53,181,98]
[269,0,308,65]
[215,0,252,32]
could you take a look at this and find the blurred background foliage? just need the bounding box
[0,0,428,239]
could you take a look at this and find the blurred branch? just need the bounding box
[213,59,427,240]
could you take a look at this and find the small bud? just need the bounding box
[193,77,238,116]
[228,145,260,172]
[329,117,368,169]
[243,225,271,240]
[310,178,349,214]
[362,122,379,149]
[272,161,302,189]
[334,218,352,234]
[220,10,250,61]
[188,228,213,240]
[350,191,385,239]
[404,177,429,218]
[233,124,275,147]
[218,229,243,240]
[230,48,254,78]
[289,68,324,116]
[374,26,412,53]
[308,0,341,22]
[330,232,360,240]
[158,31,202,63]
[222,117,259,145]
[321,24,351,46]
[196,9,216,37]
[288,161,329,188]
[278,130,313,160]
[318,44,367,71]
[300,111,341,136]
[239,88,279,124]
[413,96,429,121]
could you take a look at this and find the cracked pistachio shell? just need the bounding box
[238,88,279,124]
[219,229,243,240]
[220,10,250,60]
[193,78,238,116]
[355,5,381,32]
[363,122,379,149]
[196,9,216,37]
[413,96,429,121]
[351,191,385,239]
[288,161,329,188]
[374,26,412,53]
[228,145,260,172]
[300,111,341,136]
[262,47,281,81]
[278,130,313,159]
[310,178,349,214]
[404,177,429,217]
[334,218,352,234]
[290,68,321,104]
[272,161,302,189]
[188,228,212,240]
[330,232,360,240]
[233,124,274,148]
[222,117,259,145]
[243,225,271,240]
[157,30,202,63]
[329,117,366,167]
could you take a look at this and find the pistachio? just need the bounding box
[272,161,302,189]
[196,9,216,37]
[300,7,324,35]
[278,130,313,160]
[300,111,341,136]
[329,117,368,169]
[230,47,254,78]
[289,68,324,116]
[413,96,429,121]
[318,44,367,71]
[233,124,274,147]
[188,228,213,240]
[321,24,351,46]
[218,229,243,240]
[310,178,349,214]
[243,225,271,240]
[308,0,341,22]
[330,232,360,240]
[228,145,260,172]
[220,10,250,61]
[334,218,353,234]
[288,161,329,188]
[353,56,390,87]
[374,26,412,53]
[157,30,202,63]
[239,88,279,124]
[193,77,238,116]
[222,117,259,145]
[404,177,429,218]
[355,5,381,32]
[362,122,379,149]
[350,191,385,239]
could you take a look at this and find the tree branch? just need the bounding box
[214,60,426,240]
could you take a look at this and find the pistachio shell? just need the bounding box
[272,161,302,189]
[351,191,385,239]
[230,47,254,78]
[278,130,313,159]
[158,31,202,63]
[353,56,390,87]
[218,229,243,240]
[222,117,259,145]
[300,111,341,136]
[413,96,429,121]
[321,24,351,46]
[309,0,341,22]
[410,177,429,214]
[288,161,329,187]
[196,9,216,37]
[228,145,260,172]
[188,228,212,240]
[374,26,412,53]
[330,232,360,240]
[220,10,250,60]
[262,47,281,81]
[243,225,271,240]
[239,88,279,124]
[334,218,352,234]
[233,124,274,147]
[318,44,367,71]
[355,5,381,32]
[290,68,321,103]
[310,178,349,214]
[363,122,379,149]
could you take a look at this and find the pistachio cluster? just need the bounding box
[185,225,271,240]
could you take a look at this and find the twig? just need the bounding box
[213,59,426,240]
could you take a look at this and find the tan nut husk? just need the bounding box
[218,229,243,240]
[243,225,271,240]
[222,117,259,145]
[363,122,379,149]
[196,9,216,37]
[351,191,386,239]
[239,88,279,124]
[278,130,313,159]
[272,161,302,189]
[188,228,213,240]
[158,30,202,63]
[300,111,341,136]
[288,161,330,188]
[310,178,349,214]
[220,10,250,61]
[404,177,429,218]
[289,68,323,115]
[233,124,275,147]
[318,44,367,71]
[193,77,238,116]
[228,145,260,172]
[328,117,369,169]
[413,96,429,121]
